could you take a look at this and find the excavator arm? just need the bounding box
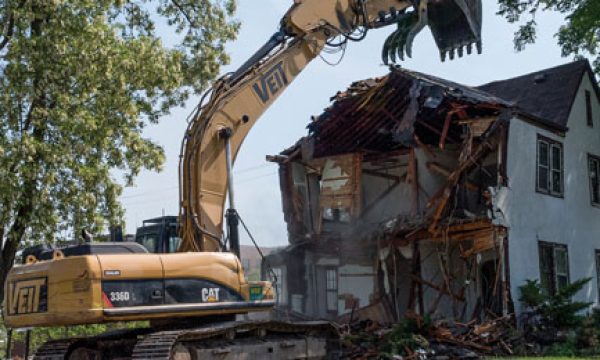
[178,0,482,253]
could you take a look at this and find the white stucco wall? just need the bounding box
[496,73,600,314]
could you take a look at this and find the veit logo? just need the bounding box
[252,62,289,104]
[7,278,47,315]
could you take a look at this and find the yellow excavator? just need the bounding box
[3,0,482,359]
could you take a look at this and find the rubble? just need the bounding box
[340,313,516,359]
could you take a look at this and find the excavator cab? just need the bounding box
[135,216,182,254]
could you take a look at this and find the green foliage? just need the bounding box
[519,277,592,329]
[379,317,431,358]
[497,0,600,76]
[544,333,579,357]
[0,0,239,297]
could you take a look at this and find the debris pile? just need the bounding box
[429,315,515,356]
[340,314,516,359]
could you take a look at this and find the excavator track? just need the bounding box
[33,321,339,360]
[132,320,338,360]
[33,339,80,360]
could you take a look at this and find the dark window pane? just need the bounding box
[591,158,600,204]
[538,141,549,166]
[540,271,553,296]
[555,248,568,275]
[539,244,555,295]
[552,170,562,194]
[538,167,549,191]
[551,145,561,170]
[556,275,569,291]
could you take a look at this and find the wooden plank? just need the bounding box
[363,169,405,182]
[446,220,493,233]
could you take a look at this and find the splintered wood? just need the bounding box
[430,315,515,355]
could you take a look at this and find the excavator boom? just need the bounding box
[179,0,483,253]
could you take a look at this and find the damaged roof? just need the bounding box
[283,60,596,159]
[478,60,598,128]
[293,66,509,158]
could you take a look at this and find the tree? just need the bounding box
[498,0,600,76]
[0,0,238,300]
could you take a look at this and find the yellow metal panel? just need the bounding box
[160,253,244,294]
[97,254,163,280]
[4,256,103,328]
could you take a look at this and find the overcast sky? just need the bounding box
[120,1,569,248]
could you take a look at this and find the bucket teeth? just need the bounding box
[382,0,482,64]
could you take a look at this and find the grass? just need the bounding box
[489,357,600,359]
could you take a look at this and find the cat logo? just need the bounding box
[7,277,47,315]
[201,288,220,303]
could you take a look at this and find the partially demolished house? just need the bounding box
[264,60,600,323]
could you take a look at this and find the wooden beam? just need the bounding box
[360,180,402,219]
[409,274,465,302]
[363,169,405,182]
[428,140,495,234]
[427,162,479,192]
[439,113,452,149]
[446,220,493,233]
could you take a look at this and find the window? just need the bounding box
[325,268,338,313]
[590,155,600,205]
[586,90,594,127]
[242,259,251,270]
[538,241,569,295]
[138,233,159,253]
[537,136,563,196]
[596,251,600,302]
[168,236,182,253]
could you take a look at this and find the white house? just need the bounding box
[264,60,600,323]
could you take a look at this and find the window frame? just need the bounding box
[589,154,600,207]
[596,250,600,303]
[325,267,338,314]
[536,135,564,197]
[586,90,594,127]
[538,241,570,296]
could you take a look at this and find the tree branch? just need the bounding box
[170,0,196,27]
[0,0,27,52]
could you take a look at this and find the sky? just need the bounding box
[120,1,569,248]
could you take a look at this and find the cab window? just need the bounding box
[168,236,182,253]
[138,233,159,253]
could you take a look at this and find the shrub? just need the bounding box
[519,277,592,329]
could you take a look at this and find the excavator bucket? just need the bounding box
[382,0,482,64]
[428,0,482,61]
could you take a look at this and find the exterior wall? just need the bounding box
[498,74,600,314]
